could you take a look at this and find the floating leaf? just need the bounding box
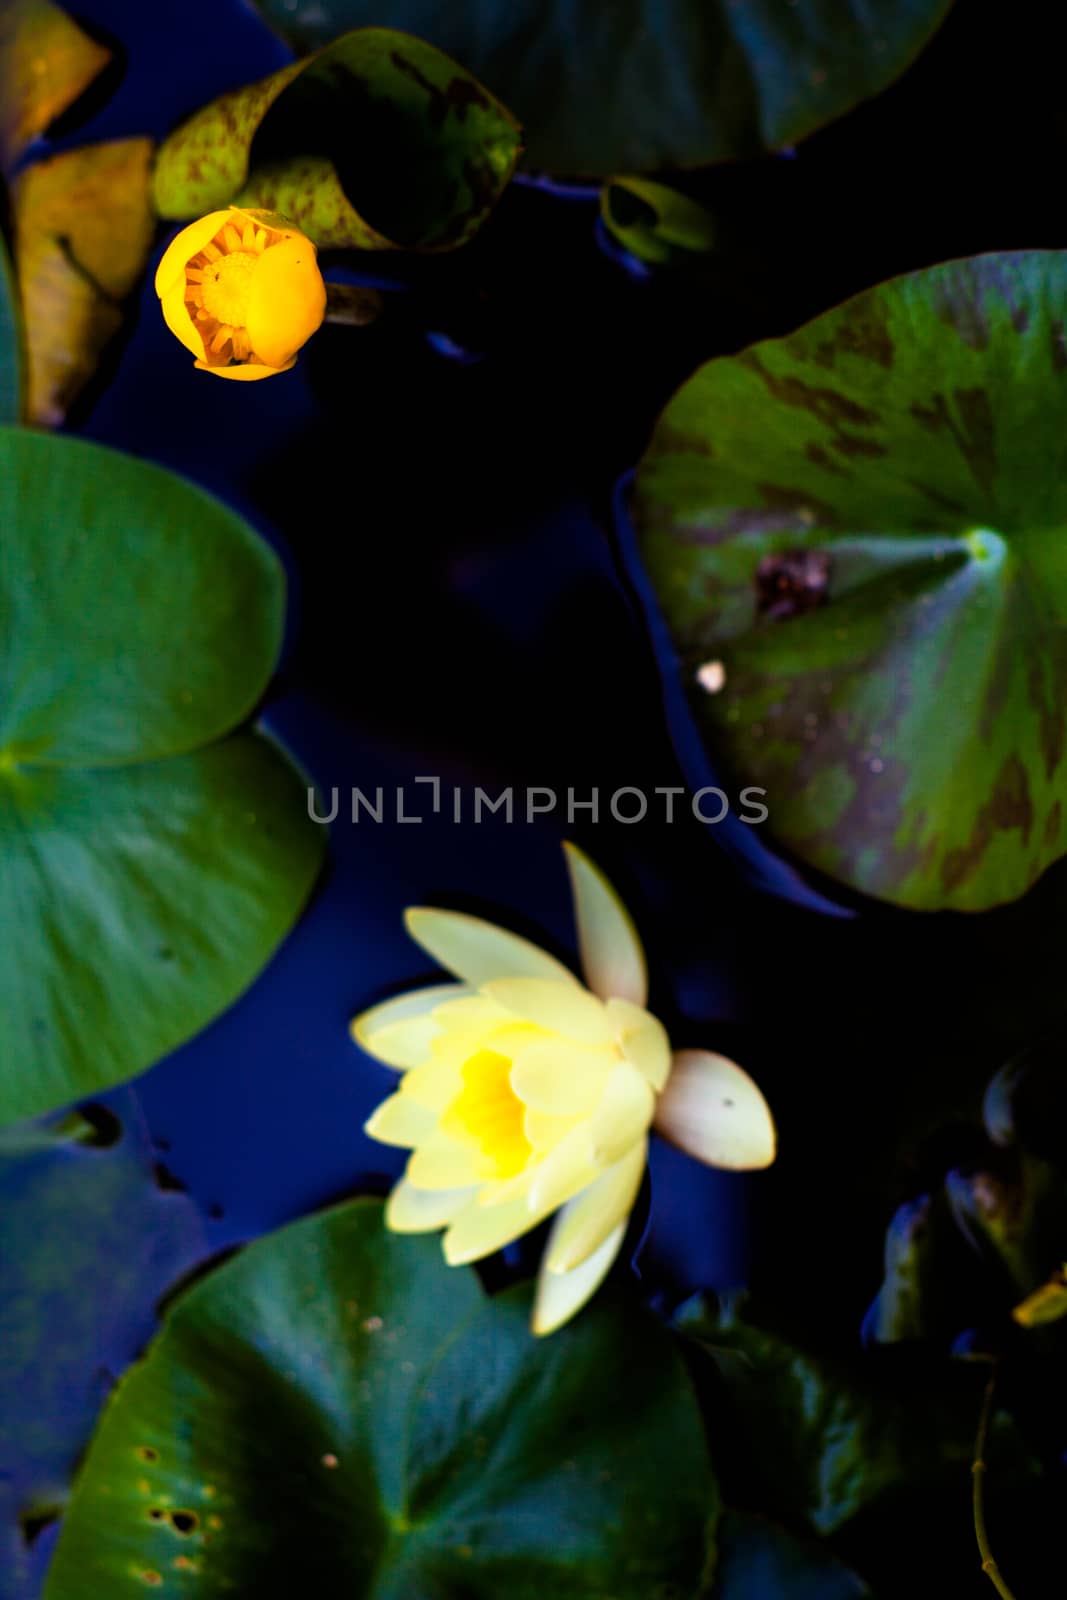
[43,1198,715,1598]
[0,426,325,1127]
[635,251,1067,911]
[0,0,111,172]
[679,1301,1020,1537]
[12,139,156,425]
[710,1512,871,1599]
[153,29,521,251]
[601,178,717,269]
[0,233,23,422]
[254,0,952,175]
[0,1092,206,1600]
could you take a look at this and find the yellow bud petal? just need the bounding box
[193,358,295,381]
[245,234,326,370]
[154,211,232,297]
[160,276,205,360]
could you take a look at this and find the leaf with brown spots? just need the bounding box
[0,0,110,173]
[634,251,1067,910]
[152,28,521,252]
[12,139,156,426]
[41,1200,715,1600]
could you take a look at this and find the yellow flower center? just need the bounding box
[449,1049,532,1179]
[199,251,258,326]
[184,218,271,366]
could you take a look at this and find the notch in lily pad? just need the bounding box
[635,249,1067,912]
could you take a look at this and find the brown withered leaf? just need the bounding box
[13,138,155,424]
[0,0,111,172]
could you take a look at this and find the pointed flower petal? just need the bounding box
[564,842,647,1006]
[364,1093,438,1149]
[532,1221,628,1337]
[526,1127,599,1214]
[589,1063,655,1165]
[443,1189,554,1265]
[654,1049,776,1170]
[154,212,232,296]
[405,1135,483,1191]
[608,998,671,1090]
[543,1138,646,1275]
[385,1178,478,1233]
[404,907,578,988]
[484,978,612,1044]
[194,359,294,380]
[351,984,468,1068]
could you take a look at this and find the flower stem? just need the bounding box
[972,1364,1018,1600]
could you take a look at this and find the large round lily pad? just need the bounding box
[254,0,953,176]
[43,1198,715,1598]
[634,250,1067,911]
[0,427,324,1126]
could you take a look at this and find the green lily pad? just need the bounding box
[678,1301,1022,1538]
[634,251,1067,911]
[43,1198,715,1599]
[254,0,953,175]
[0,0,111,173]
[0,233,23,422]
[0,1093,206,1600]
[153,29,521,251]
[0,426,324,1127]
[710,1512,871,1598]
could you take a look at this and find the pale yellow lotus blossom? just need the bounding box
[154,206,326,380]
[353,844,776,1336]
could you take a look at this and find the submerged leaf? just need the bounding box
[0,1092,206,1600]
[43,1199,715,1598]
[13,138,155,425]
[153,29,521,251]
[0,427,325,1127]
[253,0,953,175]
[0,0,110,172]
[635,251,1067,911]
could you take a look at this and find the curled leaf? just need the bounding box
[601,177,717,268]
[153,29,521,251]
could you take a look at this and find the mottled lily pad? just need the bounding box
[0,1093,206,1600]
[0,0,110,172]
[254,0,953,175]
[153,29,521,251]
[13,139,156,425]
[635,251,1067,910]
[43,1199,715,1599]
[0,427,324,1127]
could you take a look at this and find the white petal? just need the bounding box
[364,1093,438,1148]
[532,1221,628,1336]
[526,1127,599,1214]
[397,1058,463,1111]
[607,998,672,1091]
[386,1179,478,1233]
[405,1134,483,1191]
[654,1049,776,1170]
[443,1189,553,1264]
[542,1138,647,1274]
[509,1038,612,1115]
[589,1063,655,1165]
[351,984,467,1068]
[564,842,647,1006]
[483,978,612,1045]
[404,908,578,987]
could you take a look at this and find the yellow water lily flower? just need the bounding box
[154,206,326,380]
[353,843,776,1336]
